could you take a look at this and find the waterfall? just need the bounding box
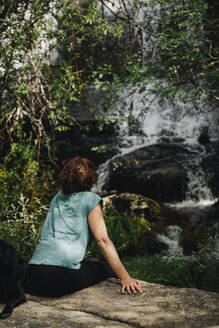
[95,81,219,204]
[94,1,219,205]
[93,81,219,252]
[92,0,219,255]
[156,225,183,255]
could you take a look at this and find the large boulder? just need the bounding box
[103,192,167,229]
[103,143,192,202]
[103,192,187,229]
[103,192,170,255]
[0,279,219,328]
[102,193,190,255]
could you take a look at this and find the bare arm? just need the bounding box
[88,204,142,294]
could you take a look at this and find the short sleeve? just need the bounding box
[86,192,103,216]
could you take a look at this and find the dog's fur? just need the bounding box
[0,239,27,319]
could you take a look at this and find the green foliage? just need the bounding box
[46,1,144,120]
[87,208,155,259]
[1,0,219,164]
[0,0,146,220]
[0,0,53,145]
[0,0,144,160]
[93,114,117,132]
[150,0,219,101]
[125,240,219,293]
[0,140,56,219]
[0,194,48,262]
[91,144,118,154]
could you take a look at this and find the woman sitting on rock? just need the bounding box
[0,156,142,319]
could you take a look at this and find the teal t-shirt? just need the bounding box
[29,191,102,269]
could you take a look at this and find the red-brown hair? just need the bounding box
[58,156,98,194]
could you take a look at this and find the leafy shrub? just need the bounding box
[0,141,56,219]
[124,241,219,293]
[0,194,48,262]
[86,207,166,258]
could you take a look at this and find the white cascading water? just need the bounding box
[94,1,219,254]
[96,1,219,202]
[96,82,219,202]
[95,83,219,252]
[94,83,219,255]
[156,226,183,255]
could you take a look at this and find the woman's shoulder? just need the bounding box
[57,190,101,204]
[82,191,98,196]
[82,191,101,200]
[83,192,103,213]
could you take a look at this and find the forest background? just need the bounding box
[0,0,219,292]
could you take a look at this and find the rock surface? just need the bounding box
[102,192,170,254]
[202,144,219,199]
[1,279,219,328]
[104,143,192,202]
[103,192,167,226]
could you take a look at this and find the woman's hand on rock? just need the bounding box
[121,277,143,294]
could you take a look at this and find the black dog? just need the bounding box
[0,239,27,319]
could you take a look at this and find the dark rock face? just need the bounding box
[180,225,212,255]
[104,143,192,203]
[202,144,219,198]
[54,104,117,166]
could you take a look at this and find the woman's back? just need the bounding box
[29,191,102,269]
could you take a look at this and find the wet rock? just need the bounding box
[1,279,219,328]
[205,200,219,227]
[180,225,212,255]
[104,143,192,202]
[102,193,186,254]
[202,144,219,199]
[103,192,166,225]
[198,126,210,146]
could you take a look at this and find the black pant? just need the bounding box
[0,239,115,300]
[24,259,115,297]
[1,240,116,319]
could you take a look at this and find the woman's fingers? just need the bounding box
[135,283,143,293]
[135,280,143,292]
[130,284,137,294]
[121,284,125,293]
[121,278,143,294]
[131,280,142,294]
[122,283,131,294]
[126,285,131,294]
